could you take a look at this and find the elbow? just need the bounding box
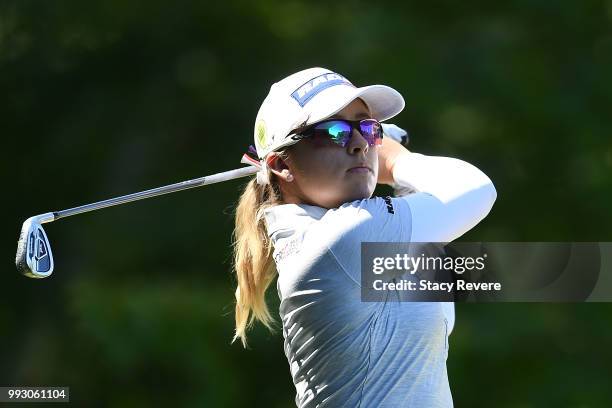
[485,179,497,211]
[450,181,497,242]
[476,178,497,220]
[464,160,497,216]
[457,159,498,219]
[460,171,498,224]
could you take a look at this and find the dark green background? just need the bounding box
[2,0,611,406]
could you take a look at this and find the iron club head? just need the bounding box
[15,213,56,278]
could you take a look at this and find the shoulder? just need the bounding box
[298,196,413,280]
[330,195,400,217]
[306,195,412,246]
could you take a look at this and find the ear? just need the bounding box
[266,153,294,182]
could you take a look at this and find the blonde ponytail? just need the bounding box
[231,156,286,348]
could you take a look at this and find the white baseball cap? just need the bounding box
[246,67,405,184]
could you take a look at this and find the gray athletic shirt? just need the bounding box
[264,152,497,407]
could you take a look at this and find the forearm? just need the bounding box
[377,134,496,208]
[391,152,496,204]
[389,152,497,242]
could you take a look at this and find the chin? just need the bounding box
[311,180,375,208]
[344,186,374,203]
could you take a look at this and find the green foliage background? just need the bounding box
[2,1,611,406]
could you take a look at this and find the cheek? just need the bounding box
[291,155,347,199]
[370,149,379,176]
[299,151,342,180]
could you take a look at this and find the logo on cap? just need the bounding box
[255,119,268,151]
[291,72,354,107]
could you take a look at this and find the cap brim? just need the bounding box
[306,84,405,126]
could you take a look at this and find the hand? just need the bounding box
[377,136,410,185]
[381,123,409,146]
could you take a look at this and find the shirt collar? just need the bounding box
[263,203,328,240]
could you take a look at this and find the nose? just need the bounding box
[347,129,369,156]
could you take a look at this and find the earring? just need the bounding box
[286,173,294,182]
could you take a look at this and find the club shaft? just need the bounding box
[53,166,258,221]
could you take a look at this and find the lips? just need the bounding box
[347,164,372,173]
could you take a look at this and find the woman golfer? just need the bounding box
[232,67,497,407]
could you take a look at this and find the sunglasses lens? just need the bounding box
[313,120,352,146]
[305,119,382,147]
[360,120,383,146]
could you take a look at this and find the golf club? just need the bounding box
[15,123,408,279]
[16,165,259,279]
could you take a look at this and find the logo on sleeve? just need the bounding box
[273,237,302,264]
[382,196,395,214]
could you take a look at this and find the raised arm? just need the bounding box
[378,137,497,243]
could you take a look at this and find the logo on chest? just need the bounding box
[382,196,395,214]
